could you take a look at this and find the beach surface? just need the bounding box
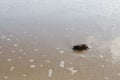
[0,0,120,80]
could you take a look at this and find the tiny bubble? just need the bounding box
[13,44,18,47]
[10,66,15,71]
[11,50,15,53]
[46,60,50,63]
[56,48,59,50]
[118,73,120,76]
[8,59,12,62]
[29,65,36,68]
[29,59,34,62]
[0,51,2,54]
[7,38,11,41]
[105,59,109,62]
[42,55,46,57]
[48,69,53,77]
[18,56,22,59]
[4,76,8,79]
[40,64,44,67]
[22,74,27,77]
[99,55,104,58]
[19,49,23,52]
[104,76,109,80]
[34,49,38,52]
[79,55,86,58]
[100,65,105,68]
[59,51,64,54]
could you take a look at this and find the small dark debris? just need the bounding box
[72,44,89,51]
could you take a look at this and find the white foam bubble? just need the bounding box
[4,76,8,79]
[9,34,13,37]
[8,59,12,62]
[0,51,2,54]
[104,76,109,80]
[42,54,46,57]
[40,64,44,67]
[56,48,59,50]
[59,51,64,54]
[46,60,50,63]
[66,67,78,75]
[34,49,38,52]
[29,65,36,68]
[22,74,27,77]
[105,59,109,62]
[118,73,120,76]
[11,50,15,53]
[19,49,23,52]
[7,38,11,41]
[0,35,7,39]
[18,56,22,59]
[48,69,53,77]
[59,61,65,68]
[10,66,15,71]
[99,55,104,58]
[100,65,105,68]
[13,44,18,47]
[29,59,34,62]
[79,55,86,58]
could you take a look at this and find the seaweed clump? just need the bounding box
[72,44,89,51]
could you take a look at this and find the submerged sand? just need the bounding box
[0,0,120,80]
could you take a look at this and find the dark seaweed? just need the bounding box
[72,44,89,51]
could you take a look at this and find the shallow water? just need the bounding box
[1,0,120,80]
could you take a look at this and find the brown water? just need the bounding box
[1,0,120,80]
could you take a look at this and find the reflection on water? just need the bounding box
[0,0,120,80]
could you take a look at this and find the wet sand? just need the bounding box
[1,0,120,80]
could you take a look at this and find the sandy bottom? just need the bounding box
[1,1,120,78]
[0,20,120,80]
